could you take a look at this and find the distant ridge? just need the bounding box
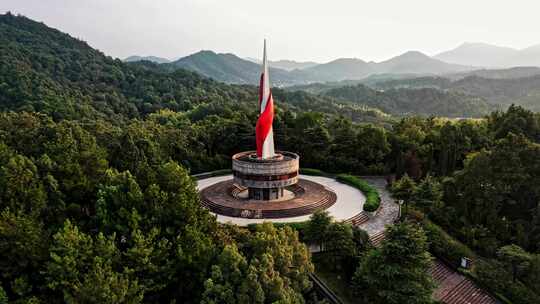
[376,51,472,74]
[168,50,298,86]
[448,66,540,80]
[435,42,540,67]
[245,57,319,71]
[171,50,473,86]
[124,55,171,64]
[127,42,540,86]
[297,58,376,81]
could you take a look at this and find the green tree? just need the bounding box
[46,220,143,304]
[392,174,417,202]
[323,223,356,270]
[352,226,372,253]
[391,174,417,218]
[352,222,434,304]
[497,244,532,282]
[201,244,264,304]
[0,286,7,304]
[355,124,391,173]
[0,210,48,301]
[96,169,144,236]
[304,210,332,250]
[413,175,443,212]
[249,223,313,295]
[0,155,47,215]
[123,228,174,296]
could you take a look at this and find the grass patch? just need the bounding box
[336,174,380,212]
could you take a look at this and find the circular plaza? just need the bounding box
[197,174,366,225]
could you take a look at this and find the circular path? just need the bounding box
[200,178,337,219]
[197,174,366,226]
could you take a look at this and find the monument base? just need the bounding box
[200,178,337,219]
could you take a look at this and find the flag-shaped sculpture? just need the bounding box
[256,40,275,159]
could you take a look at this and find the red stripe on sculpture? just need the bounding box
[256,93,274,157]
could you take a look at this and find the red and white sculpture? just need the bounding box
[255,40,275,159]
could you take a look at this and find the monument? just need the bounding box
[200,41,336,218]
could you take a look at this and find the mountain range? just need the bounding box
[434,42,540,68]
[0,12,495,123]
[124,42,540,86]
[153,50,474,86]
[245,58,319,71]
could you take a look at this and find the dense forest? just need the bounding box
[323,84,492,117]
[290,68,540,114]
[372,73,540,112]
[1,12,540,304]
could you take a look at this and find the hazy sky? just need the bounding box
[3,0,540,63]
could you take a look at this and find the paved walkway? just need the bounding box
[356,177,399,235]
[197,173,497,304]
[355,178,498,304]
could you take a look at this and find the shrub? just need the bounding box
[407,209,425,223]
[475,259,540,304]
[336,174,380,212]
[421,219,475,267]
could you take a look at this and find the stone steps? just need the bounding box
[344,212,369,226]
[262,191,336,218]
[361,231,497,304]
[369,230,386,247]
[201,189,337,219]
[438,277,497,304]
[430,259,456,283]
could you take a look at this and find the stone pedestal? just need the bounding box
[232,151,299,201]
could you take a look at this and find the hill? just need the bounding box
[0,12,256,120]
[512,44,540,67]
[435,42,540,67]
[447,66,540,80]
[435,42,517,67]
[371,72,540,111]
[295,58,376,82]
[450,75,540,109]
[0,13,391,124]
[0,12,497,120]
[270,59,319,71]
[168,50,475,86]
[323,84,491,118]
[246,57,319,71]
[168,50,302,86]
[376,51,473,74]
[124,55,171,63]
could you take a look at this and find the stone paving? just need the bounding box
[197,173,497,303]
[356,177,399,236]
[196,174,365,225]
[200,179,336,214]
[353,178,499,304]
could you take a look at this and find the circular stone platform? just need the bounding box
[200,178,336,219]
[197,175,366,225]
